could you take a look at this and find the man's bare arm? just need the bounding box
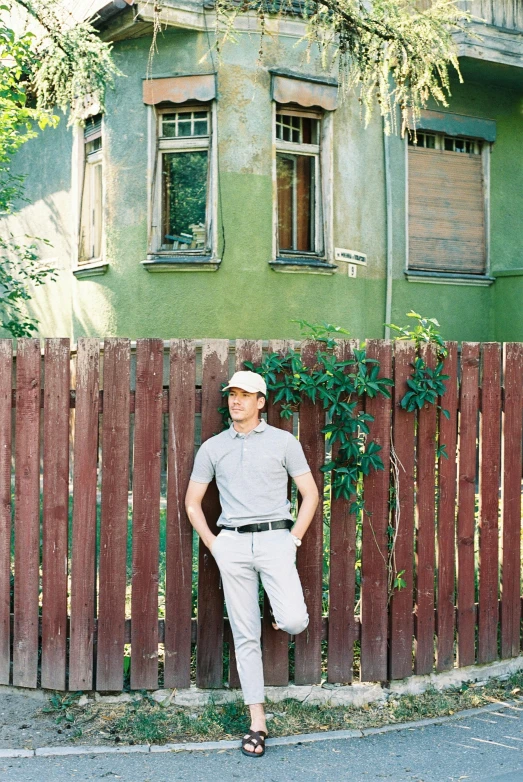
[185,479,217,551]
[291,471,320,541]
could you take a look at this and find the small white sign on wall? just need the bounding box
[335,248,367,266]
[348,263,357,278]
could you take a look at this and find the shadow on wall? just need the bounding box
[72,278,119,340]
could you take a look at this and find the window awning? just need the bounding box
[143,74,216,106]
[413,109,496,142]
[270,69,338,111]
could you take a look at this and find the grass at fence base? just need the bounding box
[37,671,523,747]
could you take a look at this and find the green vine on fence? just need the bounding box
[388,311,450,425]
[219,312,449,599]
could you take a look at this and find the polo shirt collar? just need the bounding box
[229,419,267,438]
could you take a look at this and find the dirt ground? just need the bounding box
[0,691,73,749]
[2,672,523,752]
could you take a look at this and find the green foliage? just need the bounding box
[388,310,447,356]
[388,311,449,417]
[0,236,57,336]
[212,0,470,134]
[43,693,81,726]
[393,569,406,591]
[220,312,449,599]
[223,320,393,501]
[12,1,121,124]
[0,1,120,337]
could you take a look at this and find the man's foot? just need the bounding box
[244,703,267,755]
[242,726,267,756]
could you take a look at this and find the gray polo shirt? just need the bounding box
[190,419,311,528]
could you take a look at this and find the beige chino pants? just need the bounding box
[211,526,309,705]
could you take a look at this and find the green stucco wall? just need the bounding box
[2,27,522,343]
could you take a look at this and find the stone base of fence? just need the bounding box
[2,654,518,711]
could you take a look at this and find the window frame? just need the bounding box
[273,105,324,259]
[148,103,218,261]
[405,130,492,282]
[74,115,107,273]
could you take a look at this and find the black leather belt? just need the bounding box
[222,519,293,533]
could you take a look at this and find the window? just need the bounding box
[152,107,212,255]
[407,132,487,275]
[79,115,103,263]
[275,109,323,256]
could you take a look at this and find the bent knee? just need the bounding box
[280,612,309,636]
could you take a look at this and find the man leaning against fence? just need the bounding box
[185,370,319,758]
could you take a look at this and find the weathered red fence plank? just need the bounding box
[196,340,229,688]
[130,339,163,690]
[164,340,196,689]
[414,344,438,675]
[294,340,324,685]
[327,340,358,684]
[13,339,41,688]
[69,339,100,691]
[501,343,523,658]
[457,342,480,667]
[361,340,392,682]
[263,340,293,687]
[436,342,459,672]
[0,340,12,685]
[389,341,416,680]
[96,339,131,691]
[478,343,502,664]
[41,339,70,691]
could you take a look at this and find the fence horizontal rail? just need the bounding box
[3,385,511,414]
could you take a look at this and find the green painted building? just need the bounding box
[3,0,523,342]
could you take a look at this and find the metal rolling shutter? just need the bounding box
[408,147,486,274]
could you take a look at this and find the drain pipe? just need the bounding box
[383,116,393,339]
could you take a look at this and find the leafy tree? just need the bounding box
[0,0,119,337]
[213,0,470,134]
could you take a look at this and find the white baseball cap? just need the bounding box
[224,370,267,396]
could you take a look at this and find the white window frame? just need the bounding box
[272,104,334,263]
[73,116,106,270]
[405,131,491,281]
[148,103,218,259]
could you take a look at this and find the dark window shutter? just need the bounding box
[408,147,486,274]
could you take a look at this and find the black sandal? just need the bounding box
[241,728,267,757]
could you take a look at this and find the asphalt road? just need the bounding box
[1,703,523,781]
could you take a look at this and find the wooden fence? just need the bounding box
[0,338,522,693]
